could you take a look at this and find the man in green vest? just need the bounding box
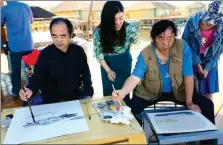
[112,20,215,127]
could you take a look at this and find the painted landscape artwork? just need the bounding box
[3,100,89,144]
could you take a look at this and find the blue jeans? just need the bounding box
[10,50,32,95]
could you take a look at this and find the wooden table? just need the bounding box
[1,97,146,144]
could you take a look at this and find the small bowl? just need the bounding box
[100,112,115,121]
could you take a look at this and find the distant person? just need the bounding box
[19,18,94,104]
[1,1,34,97]
[93,1,138,104]
[182,1,223,100]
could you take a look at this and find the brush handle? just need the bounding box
[23,87,36,123]
[112,84,123,107]
[118,101,122,107]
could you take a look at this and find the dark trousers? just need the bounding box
[10,50,32,95]
[129,92,215,125]
[128,92,216,144]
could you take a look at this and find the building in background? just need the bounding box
[125,1,176,19]
[178,2,206,17]
[31,6,55,18]
[91,1,106,20]
[31,6,56,31]
[49,1,102,21]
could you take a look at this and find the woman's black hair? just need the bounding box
[49,17,74,38]
[150,20,178,41]
[97,1,128,53]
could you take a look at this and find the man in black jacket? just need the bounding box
[19,17,94,104]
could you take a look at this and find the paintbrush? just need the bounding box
[23,87,36,123]
[112,84,122,108]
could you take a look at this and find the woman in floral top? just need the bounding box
[93,1,138,104]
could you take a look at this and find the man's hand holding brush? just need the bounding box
[19,87,33,101]
[111,84,126,104]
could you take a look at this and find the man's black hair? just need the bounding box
[49,17,74,38]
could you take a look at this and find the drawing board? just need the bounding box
[146,110,217,134]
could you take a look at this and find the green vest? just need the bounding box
[134,38,186,102]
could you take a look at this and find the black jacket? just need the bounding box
[27,43,94,104]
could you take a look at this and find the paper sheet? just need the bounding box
[3,100,89,144]
[147,110,217,134]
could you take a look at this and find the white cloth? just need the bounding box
[101,106,134,125]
